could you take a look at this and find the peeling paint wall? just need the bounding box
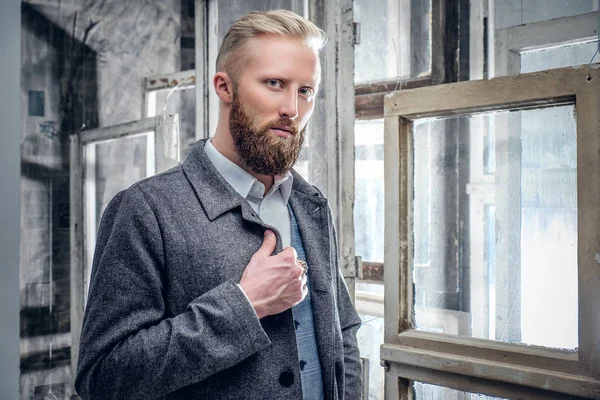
[20,1,185,398]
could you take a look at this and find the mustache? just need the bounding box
[263,119,299,136]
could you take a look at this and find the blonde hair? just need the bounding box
[216,10,327,83]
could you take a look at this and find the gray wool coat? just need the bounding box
[75,139,362,400]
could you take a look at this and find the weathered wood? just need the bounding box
[355,78,432,120]
[194,0,209,139]
[360,261,384,282]
[79,117,158,144]
[390,330,580,375]
[576,89,600,379]
[381,343,600,398]
[495,11,598,77]
[384,64,599,118]
[503,11,598,52]
[309,0,357,289]
[144,70,196,91]
[393,363,585,400]
[69,134,84,387]
[383,64,600,398]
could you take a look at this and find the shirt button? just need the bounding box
[279,369,294,387]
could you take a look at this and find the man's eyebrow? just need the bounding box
[260,74,318,87]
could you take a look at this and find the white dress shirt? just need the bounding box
[204,138,293,248]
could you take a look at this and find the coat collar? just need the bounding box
[182,139,325,220]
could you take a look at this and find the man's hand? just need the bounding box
[240,230,307,319]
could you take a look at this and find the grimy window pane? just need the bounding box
[354,119,384,262]
[147,87,196,159]
[521,41,599,73]
[412,105,578,350]
[495,0,597,29]
[414,381,508,400]
[90,134,150,228]
[354,0,432,83]
[217,0,297,44]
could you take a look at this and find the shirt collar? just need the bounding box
[204,139,293,204]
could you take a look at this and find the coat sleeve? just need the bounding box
[75,186,271,400]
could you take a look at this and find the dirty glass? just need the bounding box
[354,0,432,83]
[414,382,508,400]
[356,282,384,400]
[146,86,196,159]
[412,105,578,350]
[354,119,385,262]
[521,40,599,73]
[89,134,151,229]
[495,0,597,29]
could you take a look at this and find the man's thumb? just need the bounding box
[254,229,276,259]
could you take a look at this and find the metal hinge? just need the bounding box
[353,22,361,45]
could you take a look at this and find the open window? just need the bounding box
[382,65,600,399]
[69,115,179,374]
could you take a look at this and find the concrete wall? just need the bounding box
[19,1,183,398]
[0,0,22,399]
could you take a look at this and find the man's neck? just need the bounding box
[210,133,275,194]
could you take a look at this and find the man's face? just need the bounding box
[228,35,320,176]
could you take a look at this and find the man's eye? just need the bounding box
[299,88,314,98]
[267,80,282,87]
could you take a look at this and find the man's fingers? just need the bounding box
[253,229,277,260]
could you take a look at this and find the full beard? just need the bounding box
[229,93,305,176]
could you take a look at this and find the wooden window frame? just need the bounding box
[494,11,599,77]
[354,0,469,287]
[382,65,600,399]
[70,115,179,377]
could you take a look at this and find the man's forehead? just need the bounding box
[241,35,321,83]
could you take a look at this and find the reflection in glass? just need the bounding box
[354,0,432,83]
[412,105,578,350]
[414,381,507,400]
[354,119,384,262]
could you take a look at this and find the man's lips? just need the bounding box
[270,126,294,137]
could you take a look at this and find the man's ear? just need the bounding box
[214,72,233,104]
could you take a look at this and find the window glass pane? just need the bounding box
[217,0,300,44]
[354,0,432,83]
[89,134,150,228]
[412,105,578,350]
[146,86,196,159]
[354,119,384,262]
[520,40,599,73]
[356,282,384,400]
[496,0,597,29]
[414,382,508,400]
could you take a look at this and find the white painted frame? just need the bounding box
[70,115,179,377]
[495,11,599,77]
[383,65,600,399]
[142,70,196,119]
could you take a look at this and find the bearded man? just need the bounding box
[75,10,361,400]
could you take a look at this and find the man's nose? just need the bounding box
[279,91,299,120]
